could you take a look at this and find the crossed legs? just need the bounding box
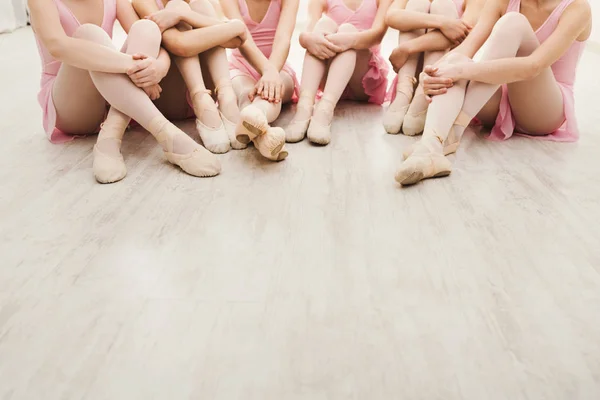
[53,21,220,182]
[395,12,565,185]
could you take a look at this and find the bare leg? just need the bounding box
[285,15,338,143]
[403,0,458,136]
[72,22,220,177]
[383,0,430,134]
[396,12,564,185]
[308,22,359,145]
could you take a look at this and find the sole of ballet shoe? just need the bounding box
[236,105,269,144]
[396,169,451,186]
[93,145,127,184]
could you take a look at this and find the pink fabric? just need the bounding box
[488,0,586,142]
[229,0,300,102]
[35,0,117,143]
[322,0,389,104]
[386,0,465,103]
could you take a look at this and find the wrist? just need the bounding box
[433,15,447,30]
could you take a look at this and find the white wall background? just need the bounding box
[591,1,599,42]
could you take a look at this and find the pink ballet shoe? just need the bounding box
[215,83,247,150]
[285,94,314,143]
[235,104,269,144]
[193,89,231,154]
[150,118,221,177]
[307,98,334,145]
[383,76,416,135]
[93,139,126,184]
[402,107,427,136]
[253,127,288,161]
[221,111,247,150]
[395,137,452,186]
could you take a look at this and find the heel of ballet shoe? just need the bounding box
[195,119,231,154]
[220,112,247,150]
[383,104,409,135]
[402,110,427,136]
[236,105,268,144]
[93,141,127,184]
[254,127,287,161]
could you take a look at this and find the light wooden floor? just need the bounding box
[1,26,600,399]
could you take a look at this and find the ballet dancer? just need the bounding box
[30,0,221,183]
[285,0,392,145]
[383,0,485,135]
[218,0,301,161]
[134,0,249,154]
[395,0,591,185]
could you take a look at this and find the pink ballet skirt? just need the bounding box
[386,0,464,103]
[323,0,389,104]
[229,0,300,102]
[487,0,585,142]
[34,0,116,143]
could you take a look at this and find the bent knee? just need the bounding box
[430,0,458,18]
[128,19,162,45]
[337,23,358,33]
[190,0,218,17]
[444,52,472,64]
[72,24,113,46]
[165,0,191,11]
[405,0,430,14]
[494,12,530,34]
[313,15,338,33]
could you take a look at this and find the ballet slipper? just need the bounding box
[221,111,247,150]
[307,98,334,146]
[395,136,452,186]
[215,83,246,150]
[192,89,231,154]
[401,111,471,159]
[235,104,269,144]
[383,76,416,135]
[93,138,126,184]
[93,117,128,184]
[402,95,428,137]
[285,94,314,143]
[253,127,288,161]
[149,117,221,177]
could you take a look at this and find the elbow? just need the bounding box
[168,37,193,58]
[47,37,68,60]
[384,11,400,29]
[525,57,544,80]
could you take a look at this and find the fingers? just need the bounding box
[275,83,282,103]
[323,39,343,53]
[423,65,438,75]
[424,75,452,86]
[424,88,448,96]
[249,85,258,101]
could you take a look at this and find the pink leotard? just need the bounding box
[34,0,117,143]
[387,0,464,103]
[229,0,300,101]
[488,0,586,142]
[324,0,389,104]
